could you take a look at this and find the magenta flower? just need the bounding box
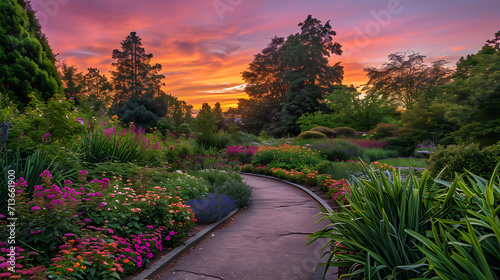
[77,118,84,125]
[41,133,50,142]
[31,206,41,211]
[80,170,88,176]
[40,170,53,179]
[165,236,171,241]
[169,231,176,236]
[170,145,175,150]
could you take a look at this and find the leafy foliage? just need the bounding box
[428,143,500,181]
[296,130,327,140]
[310,139,361,161]
[309,166,435,279]
[0,0,63,107]
[364,51,452,108]
[296,111,338,132]
[325,85,397,131]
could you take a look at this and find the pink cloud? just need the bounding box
[32,0,500,110]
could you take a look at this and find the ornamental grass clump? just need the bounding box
[406,163,500,279]
[309,164,435,279]
[80,124,145,163]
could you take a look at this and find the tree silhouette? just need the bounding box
[238,15,343,136]
[364,51,452,109]
[110,32,169,129]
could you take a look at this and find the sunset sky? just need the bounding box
[31,0,499,110]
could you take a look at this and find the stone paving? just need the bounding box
[158,175,337,280]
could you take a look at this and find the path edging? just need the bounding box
[133,173,332,280]
[132,207,240,280]
[241,172,333,211]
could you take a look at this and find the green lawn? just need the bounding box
[378,158,428,168]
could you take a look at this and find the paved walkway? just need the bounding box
[158,174,337,280]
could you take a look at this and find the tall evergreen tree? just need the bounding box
[110,32,168,129]
[0,0,63,107]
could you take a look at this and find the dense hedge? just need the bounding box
[428,143,500,180]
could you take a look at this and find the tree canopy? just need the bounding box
[238,15,343,136]
[109,32,171,129]
[364,51,452,109]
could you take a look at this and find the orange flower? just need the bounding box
[66,268,74,272]
[74,263,80,267]
[62,250,70,255]
[72,248,78,251]
[123,259,129,263]
[69,239,75,243]
[81,266,87,270]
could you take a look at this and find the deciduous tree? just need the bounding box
[364,51,452,108]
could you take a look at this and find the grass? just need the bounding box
[377,157,428,168]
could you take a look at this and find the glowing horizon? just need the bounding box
[31,0,499,110]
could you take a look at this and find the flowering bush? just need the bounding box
[226,145,258,164]
[0,169,195,279]
[252,145,323,171]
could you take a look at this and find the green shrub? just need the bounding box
[331,126,357,138]
[428,143,500,181]
[177,123,192,138]
[296,130,327,140]
[361,148,399,162]
[367,123,398,139]
[383,137,413,157]
[309,166,434,279]
[194,131,231,151]
[296,111,338,132]
[85,161,142,182]
[310,139,361,161]
[190,170,252,207]
[161,172,210,201]
[252,145,323,171]
[310,126,337,137]
[156,117,177,132]
[233,131,260,146]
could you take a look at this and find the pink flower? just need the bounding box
[170,145,175,150]
[80,170,88,176]
[165,236,171,241]
[41,133,50,142]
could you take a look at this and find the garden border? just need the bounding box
[241,172,332,211]
[131,207,240,280]
[132,173,332,279]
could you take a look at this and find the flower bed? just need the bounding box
[0,170,195,279]
[242,164,349,203]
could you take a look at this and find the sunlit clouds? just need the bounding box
[31,0,499,110]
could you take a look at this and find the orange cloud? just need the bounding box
[33,0,499,111]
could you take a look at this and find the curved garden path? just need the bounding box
[157,174,337,280]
